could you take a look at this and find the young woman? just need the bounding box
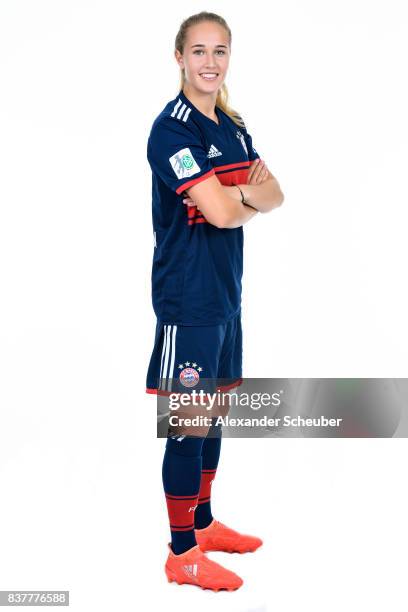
[146,12,284,591]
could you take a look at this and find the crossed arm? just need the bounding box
[184,159,284,229]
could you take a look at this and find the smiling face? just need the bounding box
[175,21,231,95]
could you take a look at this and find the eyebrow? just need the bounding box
[190,44,228,48]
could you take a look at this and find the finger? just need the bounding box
[247,158,260,182]
[260,165,268,181]
[253,159,265,181]
[249,169,263,185]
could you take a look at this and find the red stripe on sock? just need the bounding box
[165,493,199,500]
[165,493,199,529]
[197,469,217,504]
[170,524,195,532]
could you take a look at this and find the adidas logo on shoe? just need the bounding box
[165,543,243,591]
[183,564,198,580]
[207,144,222,158]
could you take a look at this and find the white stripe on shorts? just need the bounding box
[161,325,172,389]
[159,324,168,386]
[167,325,177,391]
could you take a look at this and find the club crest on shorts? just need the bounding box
[178,361,203,387]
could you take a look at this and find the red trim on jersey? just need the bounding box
[186,203,206,225]
[188,217,207,226]
[177,158,260,197]
[146,387,173,396]
[215,160,251,172]
[187,206,203,219]
[180,158,261,226]
[175,168,215,194]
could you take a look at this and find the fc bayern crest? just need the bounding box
[236,130,248,155]
[178,361,203,388]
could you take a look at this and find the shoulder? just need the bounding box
[229,111,248,132]
[149,95,201,141]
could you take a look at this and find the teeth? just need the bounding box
[201,74,218,79]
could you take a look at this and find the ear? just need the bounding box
[174,49,183,69]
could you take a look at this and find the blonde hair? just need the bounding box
[175,11,246,129]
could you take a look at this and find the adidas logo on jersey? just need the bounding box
[183,564,198,580]
[207,144,222,158]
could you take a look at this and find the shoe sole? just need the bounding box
[165,568,242,591]
[199,545,262,554]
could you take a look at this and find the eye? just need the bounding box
[193,50,226,55]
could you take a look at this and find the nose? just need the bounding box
[202,52,218,68]
[203,64,218,72]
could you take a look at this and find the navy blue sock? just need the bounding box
[194,420,222,530]
[162,435,205,555]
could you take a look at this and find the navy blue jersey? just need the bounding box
[147,89,260,326]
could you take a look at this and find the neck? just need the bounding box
[182,84,219,121]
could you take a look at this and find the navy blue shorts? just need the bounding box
[146,311,243,395]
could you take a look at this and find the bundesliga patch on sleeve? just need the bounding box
[169,147,201,179]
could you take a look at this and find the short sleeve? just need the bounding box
[147,116,215,195]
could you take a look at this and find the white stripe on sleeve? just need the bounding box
[182,107,192,122]
[177,103,187,120]
[171,99,182,117]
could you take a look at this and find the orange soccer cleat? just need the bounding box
[195,519,263,554]
[165,543,243,591]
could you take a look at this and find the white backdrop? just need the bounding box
[0,1,407,611]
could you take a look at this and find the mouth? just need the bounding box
[199,73,219,81]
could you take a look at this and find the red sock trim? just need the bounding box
[165,492,199,529]
[197,469,217,504]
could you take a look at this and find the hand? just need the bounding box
[247,158,271,185]
[182,194,200,210]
